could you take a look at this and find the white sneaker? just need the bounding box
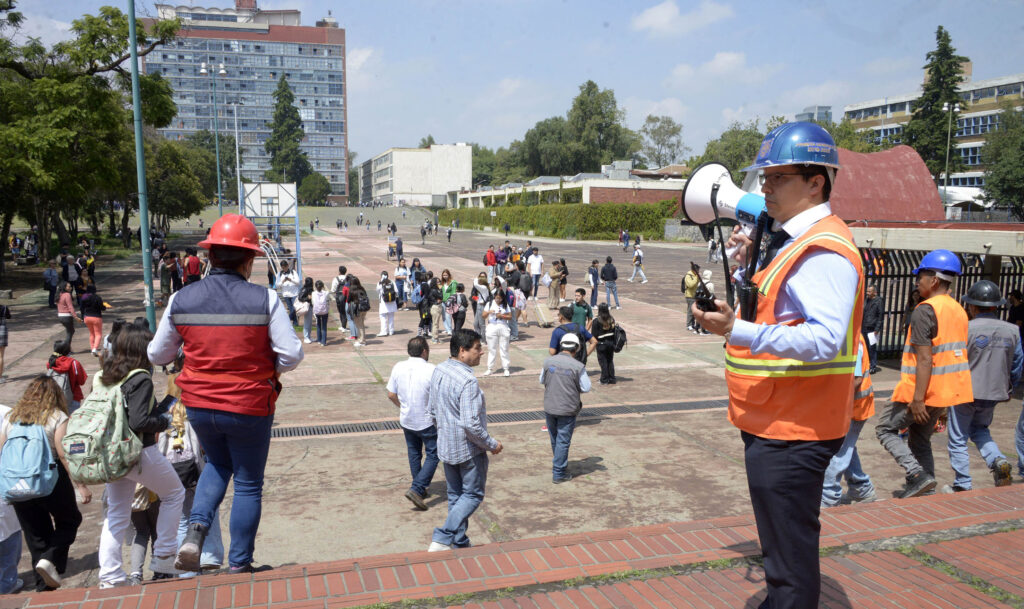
[615,306,622,310]
[641,280,648,284]
[36,559,61,588]
[627,279,634,282]
[503,370,510,377]
[98,580,127,590]
[427,541,451,552]
[303,338,312,344]
[483,369,493,376]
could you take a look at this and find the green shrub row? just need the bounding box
[482,187,583,207]
[440,200,677,241]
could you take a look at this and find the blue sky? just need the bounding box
[13,0,1024,164]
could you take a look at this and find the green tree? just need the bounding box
[491,144,527,186]
[264,75,311,184]
[640,114,689,168]
[347,149,359,204]
[695,120,765,184]
[982,104,1024,219]
[565,80,641,171]
[298,171,331,204]
[521,116,575,176]
[471,143,496,187]
[186,130,238,195]
[902,25,969,182]
[146,138,207,230]
[418,134,436,148]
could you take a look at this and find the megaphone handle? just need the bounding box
[707,183,736,309]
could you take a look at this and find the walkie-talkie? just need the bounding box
[691,262,717,312]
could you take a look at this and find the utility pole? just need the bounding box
[127,0,156,330]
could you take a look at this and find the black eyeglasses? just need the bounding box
[758,172,807,187]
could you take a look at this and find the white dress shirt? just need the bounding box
[387,357,437,431]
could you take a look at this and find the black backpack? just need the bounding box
[350,291,370,313]
[482,253,489,265]
[612,324,627,353]
[519,272,533,294]
[382,281,397,303]
[557,323,588,364]
[334,276,348,306]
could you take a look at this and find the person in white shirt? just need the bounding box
[376,271,399,336]
[482,289,513,377]
[276,261,300,324]
[628,246,648,283]
[329,266,349,332]
[386,337,438,510]
[527,248,544,300]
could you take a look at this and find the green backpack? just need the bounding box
[62,369,148,485]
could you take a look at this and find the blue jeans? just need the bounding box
[589,284,597,307]
[545,413,577,480]
[281,296,297,324]
[315,314,328,345]
[948,400,1005,489]
[176,487,224,577]
[395,279,406,307]
[443,309,453,334]
[604,281,620,307]
[509,307,519,340]
[347,310,357,339]
[403,426,439,496]
[433,453,488,548]
[0,530,21,594]
[186,408,273,568]
[532,274,541,298]
[629,265,647,281]
[821,418,874,506]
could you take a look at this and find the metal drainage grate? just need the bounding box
[271,389,893,439]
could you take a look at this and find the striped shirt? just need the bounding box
[428,359,498,464]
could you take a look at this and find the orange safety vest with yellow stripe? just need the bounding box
[890,293,972,407]
[853,343,874,421]
[725,214,864,441]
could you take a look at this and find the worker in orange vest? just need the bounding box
[821,343,877,507]
[875,249,972,498]
[694,122,863,609]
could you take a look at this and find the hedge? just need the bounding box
[439,200,677,241]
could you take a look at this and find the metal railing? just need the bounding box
[860,249,1024,358]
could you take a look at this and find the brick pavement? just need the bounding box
[4,486,1021,609]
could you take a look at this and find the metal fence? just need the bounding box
[860,248,1024,358]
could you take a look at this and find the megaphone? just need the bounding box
[682,162,765,226]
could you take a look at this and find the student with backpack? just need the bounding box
[1,375,89,591]
[330,266,351,336]
[428,278,445,344]
[548,306,597,366]
[471,273,490,337]
[312,280,330,346]
[440,270,457,335]
[46,342,86,413]
[89,324,186,588]
[450,283,469,333]
[376,272,398,337]
[0,406,24,594]
[296,277,315,344]
[591,304,621,384]
[346,276,371,347]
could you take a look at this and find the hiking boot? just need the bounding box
[175,523,208,572]
[900,472,936,498]
[992,457,1013,487]
[404,489,428,510]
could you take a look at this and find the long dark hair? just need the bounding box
[100,324,154,386]
[595,303,614,330]
[49,340,70,368]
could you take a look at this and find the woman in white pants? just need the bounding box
[376,272,397,336]
[482,288,513,377]
[97,324,185,587]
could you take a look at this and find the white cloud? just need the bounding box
[664,51,783,89]
[631,0,734,38]
[345,47,382,94]
[13,12,74,48]
[623,96,690,127]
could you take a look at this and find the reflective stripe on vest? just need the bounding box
[172,313,270,326]
[891,293,973,407]
[724,214,864,441]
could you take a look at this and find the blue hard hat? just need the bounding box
[742,122,840,183]
[913,249,962,278]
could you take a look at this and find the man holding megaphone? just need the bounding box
[692,122,864,609]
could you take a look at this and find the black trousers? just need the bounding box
[596,342,615,382]
[861,331,878,369]
[59,316,75,346]
[12,463,83,591]
[742,431,843,609]
[452,312,466,333]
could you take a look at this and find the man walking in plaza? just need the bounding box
[876,249,972,498]
[600,256,620,309]
[387,337,439,509]
[570,288,593,331]
[694,122,863,609]
[427,330,503,551]
[149,214,304,574]
[628,244,648,283]
[528,247,544,299]
[862,285,883,374]
[484,245,497,281]
[947,280,1020,491]
[540,334,591,483]
[277,260,300,325]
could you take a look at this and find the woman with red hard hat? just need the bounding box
[148,214,303,574]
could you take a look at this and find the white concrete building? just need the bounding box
[361,144,472,206]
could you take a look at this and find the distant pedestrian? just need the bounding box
[540,333,591,483]
[591,304,619,384]
[387,337,438,510]
[622,229,630,252]
[43,262,59,309]
[528,247,544,299]
[312,280,330,346]
[600,257,620,309]
[426,330,503,552]
[503,222,510,236]
[447,227,452,244]
[420,226,426,245]
[587,260,599,307]
[628,246,648,283]
[707,238,717,262]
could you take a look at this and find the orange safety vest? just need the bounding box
[853,344,875,421]
[890,293,972,407]
[725,214,864,441]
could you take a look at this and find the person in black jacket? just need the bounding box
[600,256,620,309]
[862,285,883,374]
[96,324,185,588]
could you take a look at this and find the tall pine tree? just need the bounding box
[902,26,969,184]
[264,75,312,185]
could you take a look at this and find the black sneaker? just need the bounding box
[900,472,937,498]
[228,563,273,574]
[553,474,573,484]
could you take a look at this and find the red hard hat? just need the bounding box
[197,214,264,254]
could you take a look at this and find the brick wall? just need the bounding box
[590,187,682,211]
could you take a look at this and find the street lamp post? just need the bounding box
[942,101,960,205]
[200,61,227,216]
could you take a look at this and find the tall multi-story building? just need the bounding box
[144,1,349,202]
[843,63,1023,190]
[795,105,832,123]
[360,144,472,207]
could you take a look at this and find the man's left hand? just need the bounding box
[908,399,929,424]
[692,299,735,337]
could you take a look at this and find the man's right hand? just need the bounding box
[491,440,503,455]
[726,225,753,265]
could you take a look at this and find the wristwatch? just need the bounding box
[723,330,732,344]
